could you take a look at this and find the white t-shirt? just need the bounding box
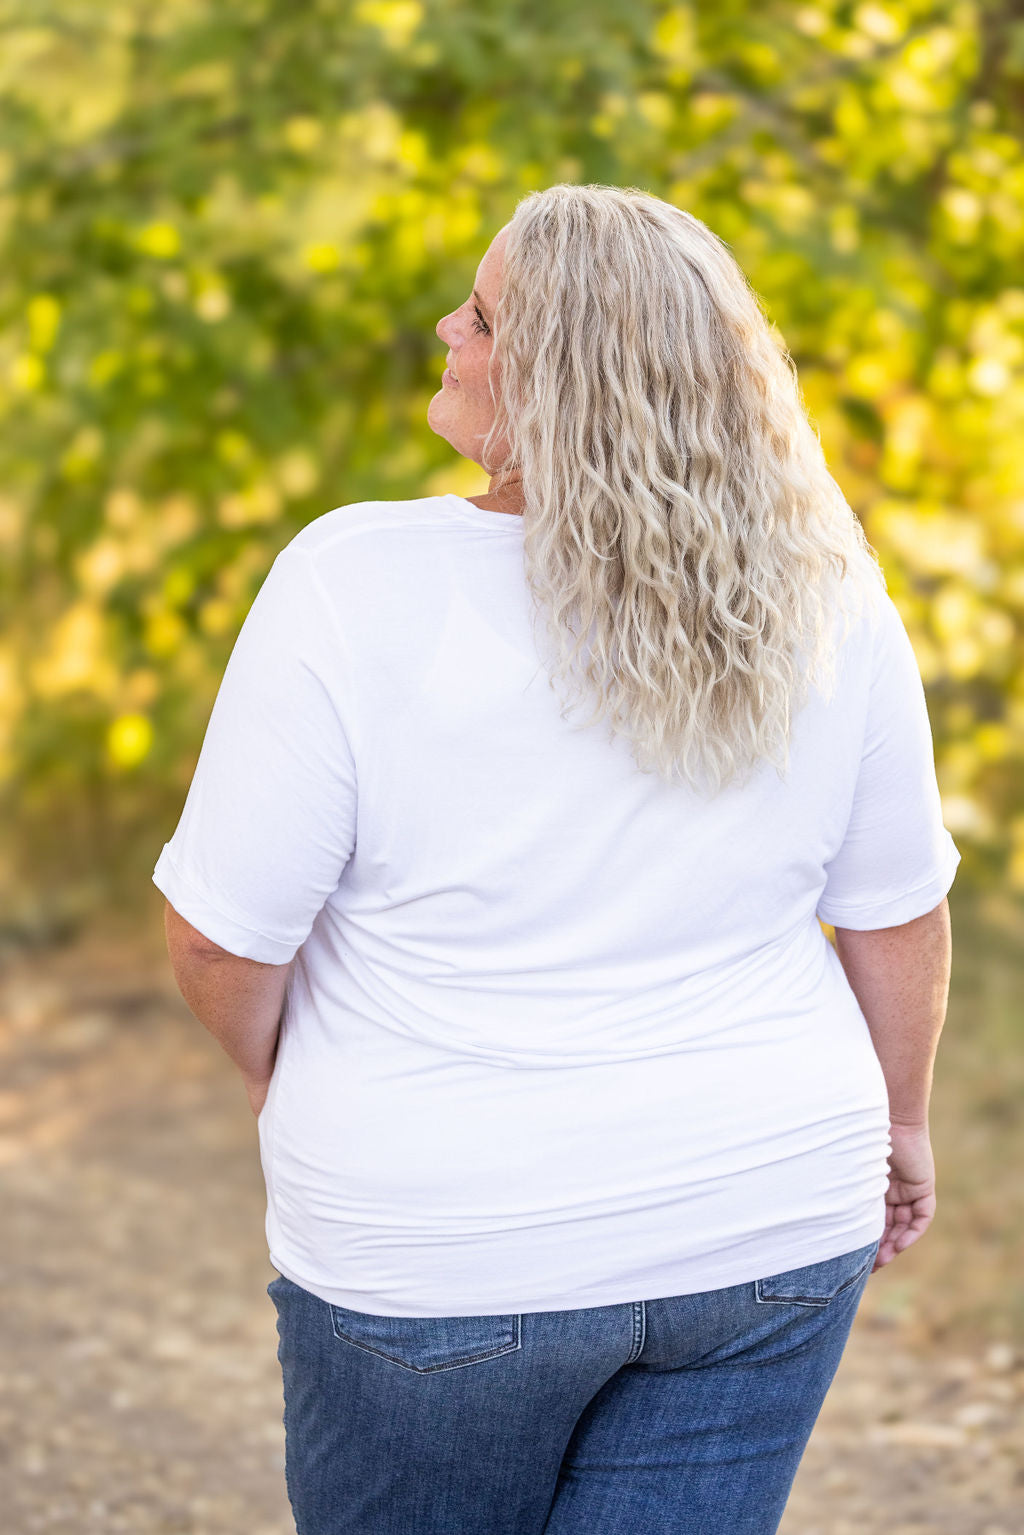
[152,494,961,1317]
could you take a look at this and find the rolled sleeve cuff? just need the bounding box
[817,835,961,931]
[152,845,300,964]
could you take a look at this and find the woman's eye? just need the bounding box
[472,306,490,336]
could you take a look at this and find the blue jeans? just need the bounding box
[267,1235,880,1534]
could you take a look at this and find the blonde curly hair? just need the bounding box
[479,183,887,795]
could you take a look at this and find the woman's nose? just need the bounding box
[437,314,464,347]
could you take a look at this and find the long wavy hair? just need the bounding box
[478,183,887,795]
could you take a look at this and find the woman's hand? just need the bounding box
[872,1121,936,1272]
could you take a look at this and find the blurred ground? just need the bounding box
[1,894,1022,1534]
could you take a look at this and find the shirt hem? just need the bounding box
[266,1214,886,1318]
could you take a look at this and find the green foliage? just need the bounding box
[1,0,1022,924]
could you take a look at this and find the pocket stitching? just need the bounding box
[328,1310,523,1373]
[754,1247,875,1308]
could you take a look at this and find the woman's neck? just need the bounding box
[465,475,524,516]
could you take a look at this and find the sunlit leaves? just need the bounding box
[0,0,1022,908]
[134,223,182,260]
[27,295,61,352]
[354,0,426,52]
[106,711,153,769]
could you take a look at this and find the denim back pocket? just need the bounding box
[755,1237,880,1308]
[329,1305,523,1374]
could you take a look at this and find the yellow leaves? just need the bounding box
[342,100,403,165]
[773,183,816,229]
[874,503,987,580]
[940,137,1024,259]
[105,487,141,528]
[215,429,253,469]
[941,187,983,241]
[853,4,904,44]
[123,668,159,711]
[76,535,161,597]
[197,599,236,637]
[453,144,502,186]
[845,353,896,397]
[59,426,104,481]
[590,92,629,140]
[651,7,699,82]
[964,305,1024,399]
[216,481,282,529]
[885,63,939,112]
[975,722,1010,762]
[10,291,63,391]
[424,461,489,502]
[283,115,324,155]
[870,503,1018,685]
[794,8,828,38]
[134,221,181,259]
[735,40,782,87]
[0,494,21,550]
[27,294,60,352]
[1007,816,1024,891]
[833,88,871,141]
[30,601,116,701]
[904,28,963,78]
[925,346,963,400]
[303,242,342,274]
[931,583,1015,680]
[353,0,424,51]
[0,638,24,731]
[162,567,195,607]
[88,350,124,389]
[689,93,736,130]
[170,59,233,99]
[143,611,187,660]
[879,395,933,487]
[193,272,232,323]
[736,174,816,239]
[515,160,547,191]
[212,544,270,603]
[398,129,430,176]
[126,285,155,316]
[74,495,200,600]
[9,355,44,392]
[940,792,994,843]
[105,713,153,770]
[272,447,319,500]
[374,186,429,267]
[74,537,126,599]
[157,494,199,546]
[436,198,481,252]
[968,357,1010,396]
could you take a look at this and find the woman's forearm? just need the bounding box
[832,899,952,1127]
[164,903,291,1087]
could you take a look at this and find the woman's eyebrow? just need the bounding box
[472,288,489,318]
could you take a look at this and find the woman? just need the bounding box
[155,183,958,1535]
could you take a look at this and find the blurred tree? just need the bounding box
[0,0,1022,932]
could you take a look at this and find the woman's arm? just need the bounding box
[163,900,291,1116]
[832,897,952,1269]
[832,897,952,1130]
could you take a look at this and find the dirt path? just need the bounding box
[2,919,1021,1534]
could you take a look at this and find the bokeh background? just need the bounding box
[2,2,1023,1532]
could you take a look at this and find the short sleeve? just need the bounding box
[152,542,357,962]
[816,593,961,930]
